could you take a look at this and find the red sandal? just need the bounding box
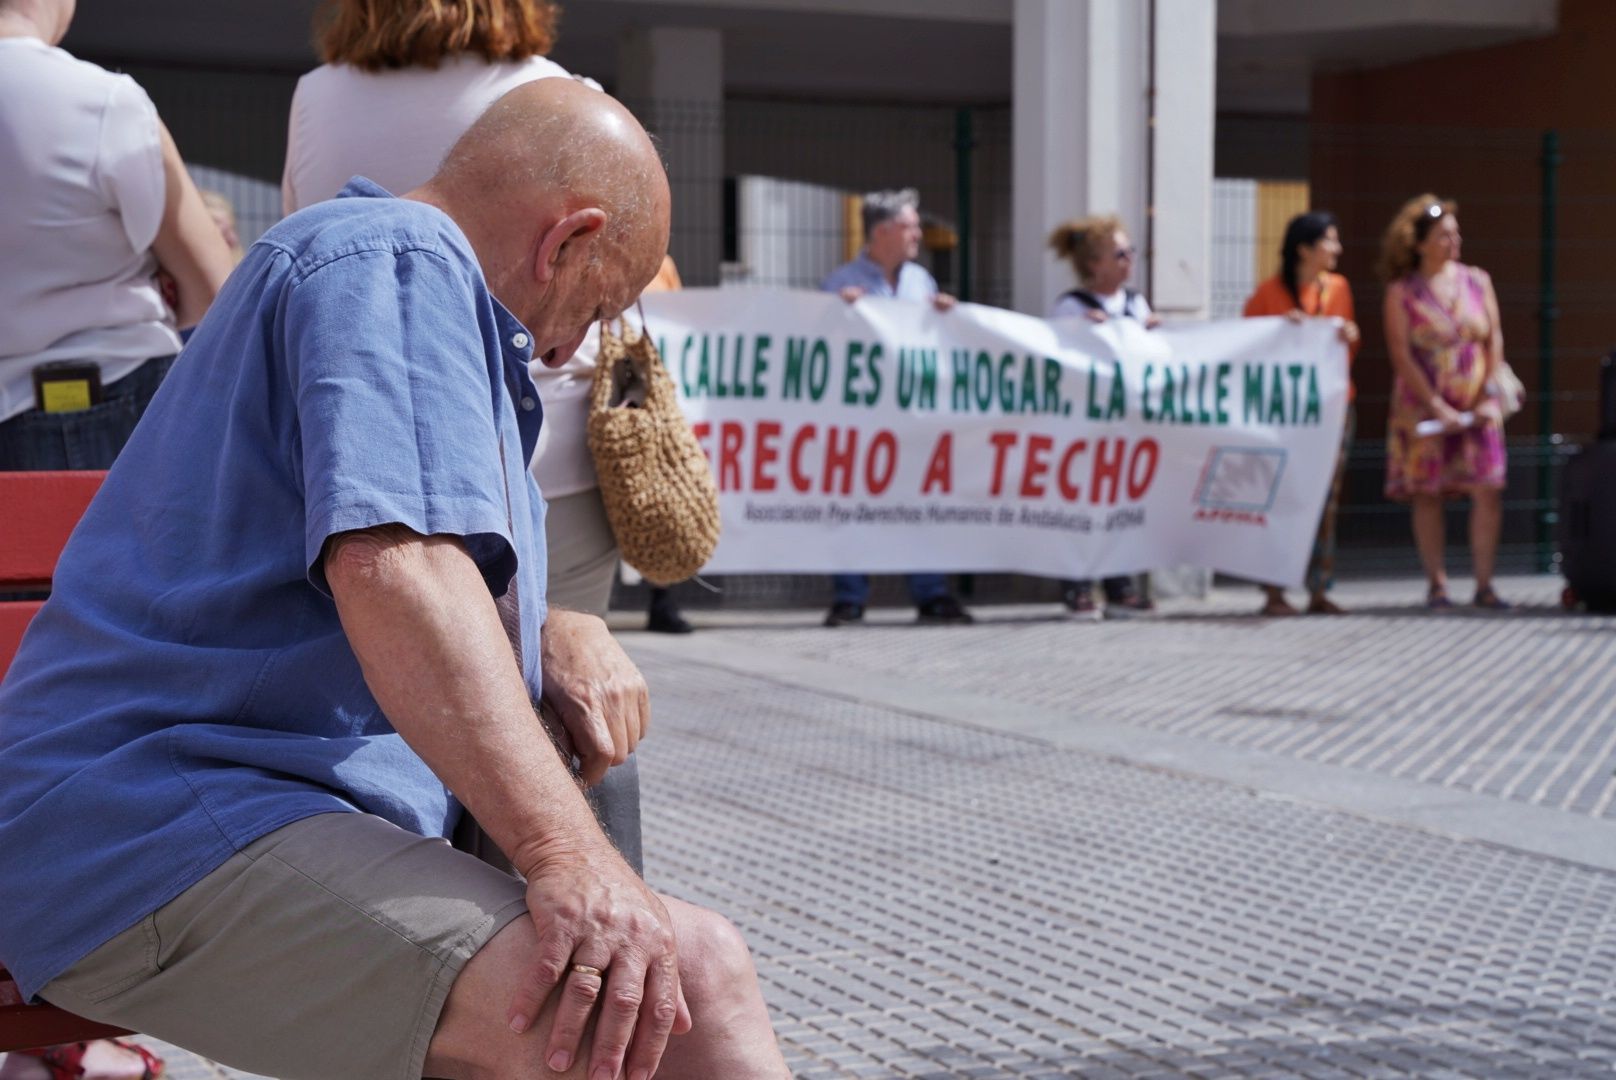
[15,1041,164,1080]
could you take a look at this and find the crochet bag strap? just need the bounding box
[590,317,623,414]
[626,300,677,413]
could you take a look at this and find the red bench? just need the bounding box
[0,470,134,1051]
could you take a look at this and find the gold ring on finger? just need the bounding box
[570,963,604,979]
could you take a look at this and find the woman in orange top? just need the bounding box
[1243,211,1361,616]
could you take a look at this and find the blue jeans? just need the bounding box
[0,356,174,471]
[832,573,950,607]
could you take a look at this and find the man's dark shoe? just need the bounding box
[1061,581,1099,620]
[916,595,974,625]
[647,603,695,634]
[823,602,865,627]
[1102,579,1154,616]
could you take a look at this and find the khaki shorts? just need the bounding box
[40,812,528,1080]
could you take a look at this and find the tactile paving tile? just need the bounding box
[693,576,1616,819]
[633,646,1616,1078]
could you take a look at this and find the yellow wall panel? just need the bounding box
[1253,181,1311,283]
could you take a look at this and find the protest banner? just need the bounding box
[638,288,1349,587]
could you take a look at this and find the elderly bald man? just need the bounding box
[0,80,790,1080]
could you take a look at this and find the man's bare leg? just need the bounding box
[428,896,790,1079]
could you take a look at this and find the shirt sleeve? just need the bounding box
[284,246,516,596]
[912,265,940,300]
[1244,278,1281,317]
[95,75,165,255]
[1049,294,1085,319]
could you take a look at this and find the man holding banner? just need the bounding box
[818,187,974,627]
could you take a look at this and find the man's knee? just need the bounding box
[669,902,760,1011]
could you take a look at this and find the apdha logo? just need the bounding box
[1193,447,1286,526]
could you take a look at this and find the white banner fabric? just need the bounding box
[638,288,1349,588]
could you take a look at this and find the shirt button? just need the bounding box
[521,397,537,411]
[511,332,530,349]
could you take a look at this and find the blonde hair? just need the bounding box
[1047,214,1124,284]
[1378,193,1457,283]
[316,0,561,71]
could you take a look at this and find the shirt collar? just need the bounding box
[337,176,394,200]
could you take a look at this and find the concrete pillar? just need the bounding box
[1011,0,1214,321]
[617,27,724,286]
[1150,0,1216,319]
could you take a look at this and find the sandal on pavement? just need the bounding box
[18,1041,163,1080]
[1426,587,1454,610]
[1473,587,1511,611]
[1306,594,1347,615]
[1259,592,1299,617]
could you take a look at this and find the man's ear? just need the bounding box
[533,208,608,286]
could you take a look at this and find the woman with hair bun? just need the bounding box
[1047,214,1157,618]
[1380,194,1510,610]
[1242,211,1360,616]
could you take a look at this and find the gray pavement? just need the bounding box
[28,574,1616,1078]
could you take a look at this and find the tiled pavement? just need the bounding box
[18,574,1616,1078]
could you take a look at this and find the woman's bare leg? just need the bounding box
[1410,494,1448,595]
[1469,486,1503,594]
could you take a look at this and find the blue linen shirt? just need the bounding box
[0,178,548,1000]
[820,253,938,302]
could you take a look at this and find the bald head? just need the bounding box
[416,78,671,365]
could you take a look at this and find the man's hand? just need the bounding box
[1085,308,1108,324]
[540,609,650,786]
[932,292,957,313]
[508,846,693,1079]
[838,285,865,304]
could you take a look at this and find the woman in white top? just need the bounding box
[1046,214,1159,618]
[281,0,648,870]
[0,0,232,471]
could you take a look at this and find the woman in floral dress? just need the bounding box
[1380,195,1510,609]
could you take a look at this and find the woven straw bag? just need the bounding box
[587,316,720,585]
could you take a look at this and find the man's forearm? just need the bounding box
[325,526,609,873]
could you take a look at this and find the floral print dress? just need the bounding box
[1384,264,1507,499]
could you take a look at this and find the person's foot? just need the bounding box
[1259,589,1299,617]
[646,604,694,634]
[916,595,974,625]
[823,601,865,627]
[1061,582,1099,620]
[1426,585,1454,610]
[1102,580,1154,617]
[1473,586,1511,611]
[1306,593,1347,615]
